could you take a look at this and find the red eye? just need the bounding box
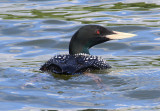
[96,30,100,35]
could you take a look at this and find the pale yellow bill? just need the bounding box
[107,31,136,40]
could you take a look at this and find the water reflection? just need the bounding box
[125,90,160,100]
[0,1,159,27]
[0,0,160,110]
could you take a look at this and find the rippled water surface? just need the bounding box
[0,0,160,111]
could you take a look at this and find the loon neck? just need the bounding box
[69,41,90,55]
[69,30,90,55]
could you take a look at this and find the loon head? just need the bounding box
[69,25,136,55]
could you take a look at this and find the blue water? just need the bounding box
[0,0,160,111]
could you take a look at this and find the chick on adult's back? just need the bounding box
[40,25,135,75]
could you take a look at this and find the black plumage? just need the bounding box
[40,53,111,75]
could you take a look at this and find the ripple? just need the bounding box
[0,0,160,110]
[42,19,68,25]
[125,90,160,99]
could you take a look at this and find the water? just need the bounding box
[0,0,160,111]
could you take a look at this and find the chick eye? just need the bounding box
[96,30,100,35]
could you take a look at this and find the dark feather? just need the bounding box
[40,53,111,75]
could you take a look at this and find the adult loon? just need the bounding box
[40,25,135,75]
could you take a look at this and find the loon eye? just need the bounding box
[96,30,100,35]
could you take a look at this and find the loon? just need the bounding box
[40,25,135,75]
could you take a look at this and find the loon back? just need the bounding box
[40,54,111,75]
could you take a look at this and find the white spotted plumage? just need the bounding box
[40,53,111,74]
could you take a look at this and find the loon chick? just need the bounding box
[40,25,135,75]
